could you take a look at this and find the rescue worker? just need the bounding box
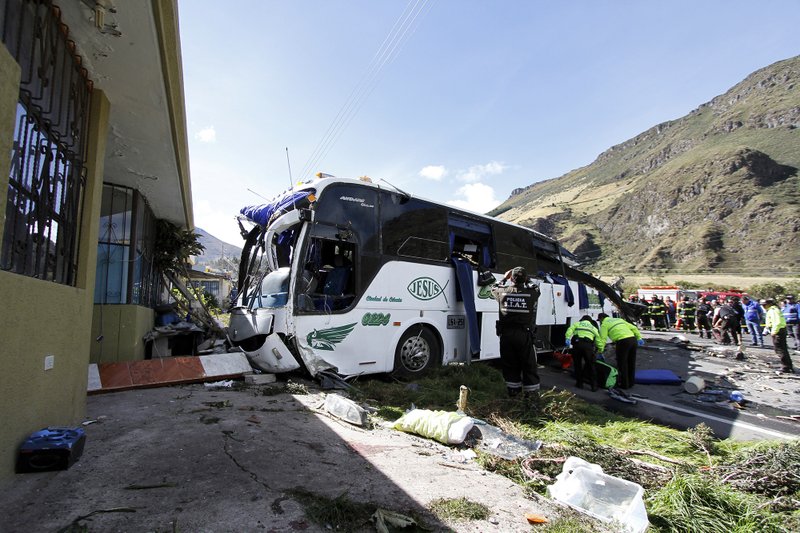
[650,296,668,331]
[677,296,696,333]
[714,298,740,348]
[763,299,795,373]
[597,313,644,390]
[564,315,603,391]
[492,267,541,399]
[695,298,713,338]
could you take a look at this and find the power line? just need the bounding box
[298,0,435,180]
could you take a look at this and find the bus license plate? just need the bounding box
[447,315,465,329]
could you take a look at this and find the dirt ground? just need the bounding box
[0,383,587,533]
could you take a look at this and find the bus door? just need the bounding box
[448,215,497,360]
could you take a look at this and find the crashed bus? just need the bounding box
[228,174,635,379]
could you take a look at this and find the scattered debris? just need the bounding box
[16,427,86,473]
[547,456,649,533]
[608,388,638,404]
[393,409,474,445]
[473,419,542,459]
[202,400,231,408]
[58,508,138,532]
[456,385,469,413]
[448,449,477,464]
[684,376,705,394]
[244,373,276,385]
[204,380,235,389]
[525,512,549,524]
[323,394,369,426]
[124,482,176,490]
[371,509,418,532]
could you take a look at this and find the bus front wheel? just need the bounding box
[392,326,440,378]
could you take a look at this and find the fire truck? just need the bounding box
[636,286,698,302]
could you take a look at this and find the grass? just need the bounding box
[353,363,800,533]
[428,497,490,522]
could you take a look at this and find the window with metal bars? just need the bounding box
[94,184,161,307]
[1,0,93,285]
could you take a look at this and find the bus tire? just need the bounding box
[392,326,440,378]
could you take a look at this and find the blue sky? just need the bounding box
[179,0,800,248]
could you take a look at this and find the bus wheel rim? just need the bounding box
[400,336,430,371]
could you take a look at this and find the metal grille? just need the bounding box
[1,0,93,285]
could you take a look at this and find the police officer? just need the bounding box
[597,313,644,390]
[492,267,541,399]
[782,295,800,350]
[564,315,604,391]
[764,299,795,373]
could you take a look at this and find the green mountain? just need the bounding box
[490,55,800,276]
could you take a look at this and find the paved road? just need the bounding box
[539,329,800,441]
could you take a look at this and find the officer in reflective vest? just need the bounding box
[765,299,795,373]
[492,267,541,399]
[564,315,604,391]
[597,314,643,390]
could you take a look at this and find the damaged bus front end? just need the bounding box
[228,188,337,375]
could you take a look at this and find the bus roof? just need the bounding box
[240,175,560,246]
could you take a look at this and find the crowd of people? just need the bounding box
[628,293,797,374]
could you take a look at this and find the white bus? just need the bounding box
[228,175,632,378]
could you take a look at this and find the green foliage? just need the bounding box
[673,280,703,289]
[646,475,789,532]
[785,279,800,298]
[358,364,797,531]
[155,220,205,276]
[748,282,786,300]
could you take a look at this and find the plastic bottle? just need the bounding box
[729,390,744,402]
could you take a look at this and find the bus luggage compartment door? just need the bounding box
[478,312,500,360]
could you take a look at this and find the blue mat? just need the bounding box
[635,369,682,385]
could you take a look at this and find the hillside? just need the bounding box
[490,55,800,276]
[193,228,242,271]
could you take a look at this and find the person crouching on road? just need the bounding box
[763,299,795,374]
[492,267,541,399]
[564,315,603,391]
[597,314,644,390]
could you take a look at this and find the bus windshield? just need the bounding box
[254,267,290,309]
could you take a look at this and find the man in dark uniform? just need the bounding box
[695,298,713,338]
[492,267,541,399]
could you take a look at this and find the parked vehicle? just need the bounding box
[697,289,748,303]
[637,285,698,302]
[228,174,636,378]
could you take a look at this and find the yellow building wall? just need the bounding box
[90,305,154,363]
[0,44,111,479]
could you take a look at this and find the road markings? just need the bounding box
[636,397,798,440]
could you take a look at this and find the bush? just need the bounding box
[748,282,786,300]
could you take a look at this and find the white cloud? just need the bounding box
[446,182,502,214]
[458,160,507,182]
[419,165,447,181]
[195,126,217,143]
